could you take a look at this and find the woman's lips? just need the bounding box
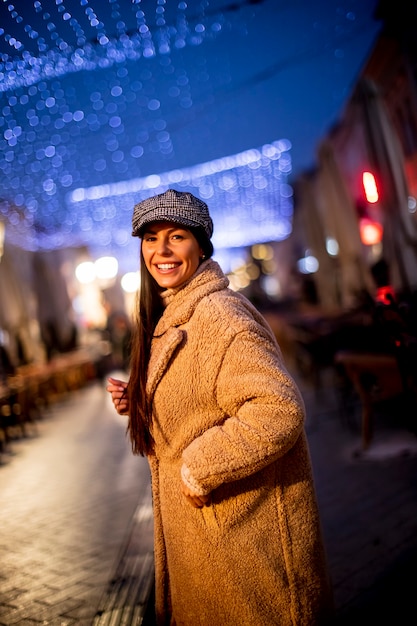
[156,263,180,271]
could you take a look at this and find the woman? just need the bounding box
[107,188,334,625]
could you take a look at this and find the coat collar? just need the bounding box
[153,259,229,337]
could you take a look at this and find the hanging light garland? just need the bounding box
[0,0,293,267]
[68,137,293,250]
[0,0,229,91]
[0,0,275,257]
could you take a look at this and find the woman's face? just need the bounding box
[141,221,203,289]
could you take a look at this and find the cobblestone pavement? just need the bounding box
[1,368,417,625]
[0,377,152,625]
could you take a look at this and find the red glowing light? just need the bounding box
[359,217,383,245]
[362,171,379,203]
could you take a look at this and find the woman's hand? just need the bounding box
[180,482,211,508]
[106,377,129,415]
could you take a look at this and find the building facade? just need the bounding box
[292,0,417,309]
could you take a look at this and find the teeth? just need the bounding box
[157,264,177,270]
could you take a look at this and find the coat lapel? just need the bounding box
[146,261,228,404]
[146,327,184,400]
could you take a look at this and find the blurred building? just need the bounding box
[291,0,417,310]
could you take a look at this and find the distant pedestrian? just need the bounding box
[107,189,334,625]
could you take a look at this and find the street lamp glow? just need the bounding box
[121,271,140,293]
[75,261,96,284]
[95,256,118,280]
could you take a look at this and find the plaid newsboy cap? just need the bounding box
[131,189,213,239]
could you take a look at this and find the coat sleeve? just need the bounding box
[181,328,306,495]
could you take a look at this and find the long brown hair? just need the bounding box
[127,225,213,456]
[127,249,163,455]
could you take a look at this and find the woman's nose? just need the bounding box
[157,238,171,255]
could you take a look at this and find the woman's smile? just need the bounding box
[156,262,181,271]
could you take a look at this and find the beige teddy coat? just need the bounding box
[145,260,333,626]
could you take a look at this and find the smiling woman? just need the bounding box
[106,188,334,625]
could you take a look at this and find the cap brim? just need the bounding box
[132,214,204,237]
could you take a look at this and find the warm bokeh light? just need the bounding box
[251,243,273,261]
[121,271,140,293]
[362,171,379,203]
[75,261,96,284]
[359,218,383,245]
[94,256,118,280]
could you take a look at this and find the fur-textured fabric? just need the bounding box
[145,260,334,625]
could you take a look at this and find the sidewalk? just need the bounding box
[1,371,417,624]
[0,378,153,625]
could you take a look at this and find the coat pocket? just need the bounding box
[200,501,220,531]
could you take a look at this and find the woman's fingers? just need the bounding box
[184,493,207,508]
[180,482,211,508]
[107,376,128,390]
[189,494,210,508]
[106,378,129,414]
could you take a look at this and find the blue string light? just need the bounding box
[0,0,293,271]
